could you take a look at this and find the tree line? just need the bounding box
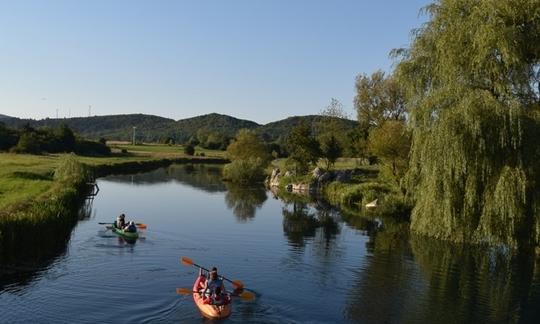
[0,122,110,156]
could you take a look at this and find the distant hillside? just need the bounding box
[170,113,260,143]
[2,114,175,142]
[0,114,14,119]
[258,115,358,142]
[1,113,357,144]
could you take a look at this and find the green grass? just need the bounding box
[111,143,226,158]
[0,144,228,216]
[0,154,58,211]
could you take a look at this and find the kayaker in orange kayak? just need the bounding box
[200,267,229,305]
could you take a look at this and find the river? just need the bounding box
[1,164,539,323]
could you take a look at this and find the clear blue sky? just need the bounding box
[0,0,429,124]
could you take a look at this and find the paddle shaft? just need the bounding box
[188,261,240,288]
[99,222,146,228]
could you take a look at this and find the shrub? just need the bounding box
[184,144,195,156]
[74,140,111,156]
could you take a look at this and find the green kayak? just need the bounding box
[111,223,139,239]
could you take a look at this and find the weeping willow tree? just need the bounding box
[395,0,540,247]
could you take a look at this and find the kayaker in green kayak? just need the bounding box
[123,221,137,233]
[115,213,127,228]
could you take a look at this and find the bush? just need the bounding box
[184,144,195,156]
[223,158,266,183]
[74,140,111,156]
[11,132,42,154]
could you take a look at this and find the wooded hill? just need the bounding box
[0,113,357,144]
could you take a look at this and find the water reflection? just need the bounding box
[0,199,93,292]
[2,165,540,323]
[224,183,267,222]
[409,236,540,323]
[104,164,226,192]
[281,199,340,249]
[343,216,415,323]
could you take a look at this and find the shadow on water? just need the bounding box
[224,182,267,222]
[103,164,227,193]
[0,199,93,292]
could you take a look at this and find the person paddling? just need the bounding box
[115,213,126,229]
[200,267,227,304]
[123,221,137,233]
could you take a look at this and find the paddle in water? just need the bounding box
[180,256,254,298]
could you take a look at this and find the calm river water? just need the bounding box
[1,164,539,323]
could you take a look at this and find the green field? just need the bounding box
[0,144,227,216]
[110,143,226,158]
[0,154,58,212]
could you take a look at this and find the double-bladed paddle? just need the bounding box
[175,287,254,301]
[180,256,255,297]
[98,222,147,229]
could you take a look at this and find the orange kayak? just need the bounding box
[192,275,232,319]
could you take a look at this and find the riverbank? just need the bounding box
[268,162,411,220]
[0,150,228,221]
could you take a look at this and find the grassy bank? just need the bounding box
[270,159,411,220]
[0,145,228,219]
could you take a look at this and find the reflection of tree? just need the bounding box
[343,219,413,323]
[104,164,227,192]
[281,199,341,249]
[224,183,267,222]
[343,226,540,323]
[282,202,319,248]
[408,236,540,323]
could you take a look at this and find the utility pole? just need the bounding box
[88,105,92,117]
[56,108,58,119]
[132,126,137,146]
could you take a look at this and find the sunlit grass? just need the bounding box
[0,154,57,211]
[110,143,227,158]
[0,145,227,215]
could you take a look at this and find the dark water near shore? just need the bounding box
[1,164,539,323]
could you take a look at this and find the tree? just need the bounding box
[316,98,352,158]
[320,135,342,170]
[0,123,19,151]
[354,70,406,132]
[320,98,349,120]
[368,121,410,185]
[395,0,540,247]
[53,123,76,152]
[184,144,195,156]
[226,129,270,162]
[223,129,271,183]
[286,122,321,174]
[12,132,41,154]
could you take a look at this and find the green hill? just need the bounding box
[1,113,357,144]
[258,115,358,142]
[1,114,174,142]
[170,113,260,143]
